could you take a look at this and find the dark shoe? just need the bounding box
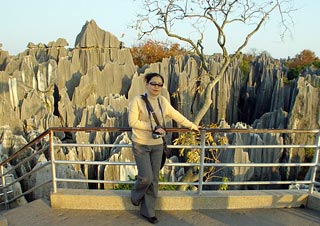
[142,215,158,224]
[130,197,140,206]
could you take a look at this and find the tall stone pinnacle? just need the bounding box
[74,19,120,49]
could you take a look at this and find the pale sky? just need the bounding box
[1,0,319,59]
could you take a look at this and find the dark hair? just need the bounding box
[144,73,164,84]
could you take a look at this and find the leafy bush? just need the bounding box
[173,123,230,190]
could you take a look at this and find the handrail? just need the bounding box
[0,127,319,209]
[0,129,50,166]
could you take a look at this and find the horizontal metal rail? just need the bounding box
[53,143,317,149]
[53,178,312,186]
[54,159,316,167]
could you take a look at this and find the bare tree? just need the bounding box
[135,0,295,124]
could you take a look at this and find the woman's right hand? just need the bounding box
[191,124,201,132]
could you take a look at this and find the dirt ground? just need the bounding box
[2,199,320,226]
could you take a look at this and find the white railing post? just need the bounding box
[309,131,320,194]
[50,129,57,193]
[0,165,8,209]
[198,128,206,195]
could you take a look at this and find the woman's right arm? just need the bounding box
[162,97,199,131]
[128,96,152,131]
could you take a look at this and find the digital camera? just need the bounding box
[152,131,164,139]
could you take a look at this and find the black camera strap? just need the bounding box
[141,94,165,131]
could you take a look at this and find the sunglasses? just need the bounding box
[148,82,164,87]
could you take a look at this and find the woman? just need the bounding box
[128,72,199,224]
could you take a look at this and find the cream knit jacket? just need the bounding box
[128,92,198,145]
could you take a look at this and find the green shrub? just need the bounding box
[239,57,251,82]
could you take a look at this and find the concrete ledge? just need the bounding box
[50,189,309,210]
[307,192,320,210]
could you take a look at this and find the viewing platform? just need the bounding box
[1,191,320,226]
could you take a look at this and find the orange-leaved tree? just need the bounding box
[287,49,319,80]
[134,0,296,125]
[130,39,188,68]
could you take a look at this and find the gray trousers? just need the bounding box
[131,141,163,217]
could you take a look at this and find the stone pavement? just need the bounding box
[1,199,320,226]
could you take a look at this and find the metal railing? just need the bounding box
[0,174,14,209]
[1,127,319,208]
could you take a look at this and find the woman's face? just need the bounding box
[146,76,164,97]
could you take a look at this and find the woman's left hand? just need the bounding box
[155,126,166,135]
